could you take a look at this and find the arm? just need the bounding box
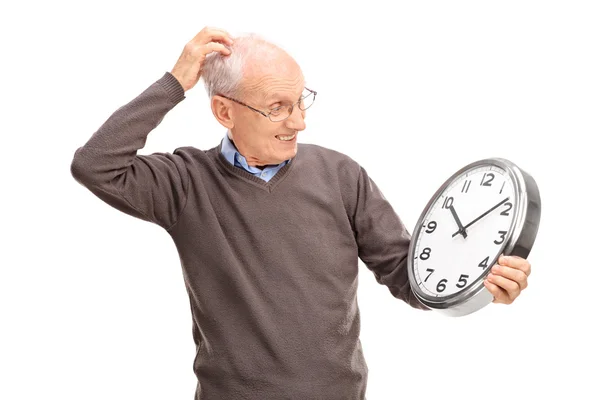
[351,165,430,311]
[70,28,234,231]
[70,72,189,230]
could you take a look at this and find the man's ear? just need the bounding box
[211,96,234,129]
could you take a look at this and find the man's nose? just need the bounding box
[285,105,306,131]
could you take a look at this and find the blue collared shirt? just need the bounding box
[220,131,290,182]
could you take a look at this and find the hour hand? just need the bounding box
[448,205,467,238]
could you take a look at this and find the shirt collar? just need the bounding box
[220,130,238,166]
[220,130,290,172]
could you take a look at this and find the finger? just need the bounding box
[201,42,231,57]
[194,26,233,42]
[483,280,511,304]
[499,255,531,276]
[486,273,520,302]
[491,264,528,290]
[193,27,234,46]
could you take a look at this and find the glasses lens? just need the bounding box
[269,106,291,122]
[299,91,315,111]
[268,91,316,122]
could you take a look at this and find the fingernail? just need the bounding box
[492,265,500,272]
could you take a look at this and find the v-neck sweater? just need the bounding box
[70,71,429,400]
[215,140,293,192]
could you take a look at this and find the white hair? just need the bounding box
[201,33,283,98]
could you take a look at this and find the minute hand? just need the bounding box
[452,196,510,238]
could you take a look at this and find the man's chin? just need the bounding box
[281,147,297,159]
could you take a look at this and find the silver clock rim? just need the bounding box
[406,157,541,316]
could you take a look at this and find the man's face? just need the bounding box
[229,53,307,167]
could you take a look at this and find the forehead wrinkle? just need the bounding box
[263,77,306,103]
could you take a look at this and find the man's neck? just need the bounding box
[228,133,280,170]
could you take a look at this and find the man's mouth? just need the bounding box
[275,133,297,141]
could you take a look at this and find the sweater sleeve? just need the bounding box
[352,165,431,311]
[70,72,189,231]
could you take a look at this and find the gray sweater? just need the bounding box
[70,71,429,400]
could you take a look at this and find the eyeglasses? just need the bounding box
[218,87,317,122]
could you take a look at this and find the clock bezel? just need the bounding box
[407,157,541,316]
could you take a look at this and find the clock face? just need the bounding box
[412,164,518,298]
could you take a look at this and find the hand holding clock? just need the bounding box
[484,255,531,304]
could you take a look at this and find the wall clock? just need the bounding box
[407,158,541,316]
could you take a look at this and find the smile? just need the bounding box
[276,133,296,141]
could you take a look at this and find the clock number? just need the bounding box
[425,268,434,282]
[419,247,432,260]
[425,221,437,233]
[479,256,489,269]
[456,274,469,288]
[500,202,513,216]
[461,180,472,193]
[494,230,508,245]
[436,279,447,293]
[480,172,495,187]
[499,181,506,194]
[442,196,454,209]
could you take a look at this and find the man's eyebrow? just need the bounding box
[265,95,281,103]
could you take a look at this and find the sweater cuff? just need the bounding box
[159,71,186,104]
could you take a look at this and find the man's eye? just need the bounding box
[270,106,284,114]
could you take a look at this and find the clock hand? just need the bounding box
[452,196,510,238]
[448,204,467,238]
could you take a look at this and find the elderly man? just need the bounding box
[70,27,531,400]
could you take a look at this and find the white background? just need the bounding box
[1,1,598,399]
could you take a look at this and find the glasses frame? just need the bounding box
[217,87,317,122]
